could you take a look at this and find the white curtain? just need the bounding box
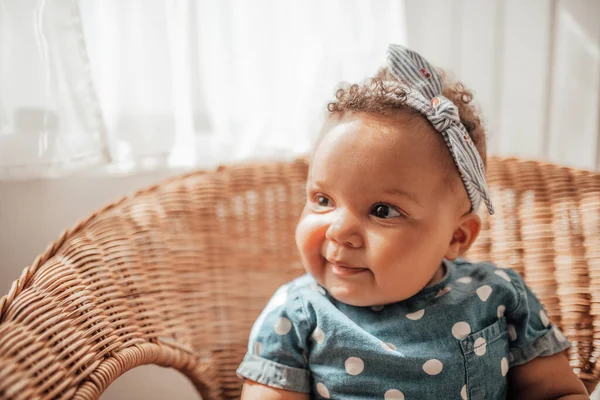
[0,0,109,178]
[1,0,598,180]
[405,0,600,171]
[0,0,406,179]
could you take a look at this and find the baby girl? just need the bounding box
[237,45,588,399]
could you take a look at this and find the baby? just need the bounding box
[237,45,588,399]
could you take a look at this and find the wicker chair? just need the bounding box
[0,156,598,399]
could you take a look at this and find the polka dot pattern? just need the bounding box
[316,382,330,398]
[381,341,397,351]
[345,357,364,375]
[540,310,550,327]
[476,285,492,302]
[274,317,292,335]
[423,359,443,375]
[501,357,509,376]
[553,326,567,342]
[253,341,262,356]
[456,276,472,284]
[312,327,325,344]
[384,389,405,400]
[494,269,511,282]
[272,287,288,307]
[508,324,517,342]
[244,263,556,398]
[474,337,487,356]
[452,321,471,339]
[435,286,451,298]
[406,309,425,320]
[497,305,505,318]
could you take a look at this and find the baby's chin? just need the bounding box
[323,279,405,307]
[328,288,380,307]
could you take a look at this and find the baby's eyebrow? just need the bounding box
[384,187,421,206]
[308,179,328,189]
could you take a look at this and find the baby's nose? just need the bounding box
[325,211,364,248]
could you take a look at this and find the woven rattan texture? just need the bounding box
[0,157,598,399]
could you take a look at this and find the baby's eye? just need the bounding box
[371,204,402,219]
[314,195,333,209]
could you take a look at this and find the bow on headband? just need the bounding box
[387,44,494,215]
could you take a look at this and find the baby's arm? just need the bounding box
[241,380,310,400]
[507,351,589,399]
[237,283,313,396]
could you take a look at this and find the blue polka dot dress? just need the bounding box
[237,259,570,399]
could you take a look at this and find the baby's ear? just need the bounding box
[444,213,481,260]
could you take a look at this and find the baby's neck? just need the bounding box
[426,262,446,287]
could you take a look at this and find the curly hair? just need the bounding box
[327,67,487,168]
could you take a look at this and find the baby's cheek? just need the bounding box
[295,213,330,257]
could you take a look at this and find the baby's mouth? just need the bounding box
[327,260,369,276]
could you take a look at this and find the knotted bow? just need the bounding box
[387,44,494,215]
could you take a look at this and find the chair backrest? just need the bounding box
[0,156,598,399]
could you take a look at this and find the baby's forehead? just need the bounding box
[311,112,465,202]
[315,112,451,166]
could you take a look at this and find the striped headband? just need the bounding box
[387,44,494,215]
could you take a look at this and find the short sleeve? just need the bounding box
[504,268,570,367]
[236,283,311,393]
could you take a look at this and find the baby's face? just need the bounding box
[295,112,466,306]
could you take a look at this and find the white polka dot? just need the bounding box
[423,359,443,375]
[540,310,550,327]
[345,357,364,375]
[406,309,425,320]
[476,285,492,302]
[497,305,506,318]
[474,337,487,356]
[316,382,330,398]
[457,276,473,284]
[384,389,405,400]
[274,317,292,335]
[253,341,262,356]
[553,326,567,342]
[501,357,509,376]
[262,286,289,316]
[371,305,384,312]
[381,341,397,351]
[435,286,451,298]
[508,324,517,341]
[452,321,471,339]
[312,327,325,344]
[461,385,467,400]
[272,286,288,307]
[509,352,515,362]
[494,269,511,282]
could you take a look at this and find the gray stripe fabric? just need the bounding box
[386,44,494,215]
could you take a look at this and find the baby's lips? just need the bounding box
[327,258,367,270]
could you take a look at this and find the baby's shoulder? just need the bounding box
[283,274,328,298]
[450,258,526,302]
[266,274,329,311]
[453,258,523,282]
